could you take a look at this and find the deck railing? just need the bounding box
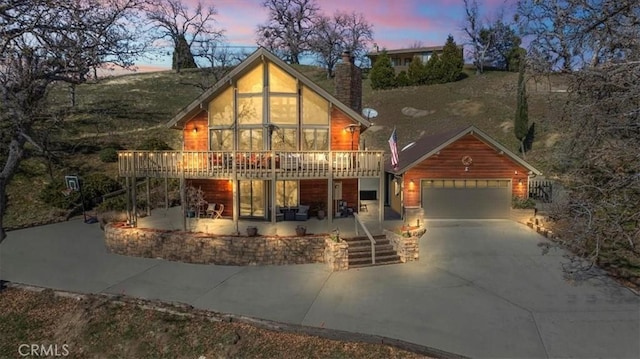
[118,150,383,179]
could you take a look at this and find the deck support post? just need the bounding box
[125,176,131,224]
[379,159,384,229]
[328,151,333,229]
[146,177,151,216]
[164,177,168,210]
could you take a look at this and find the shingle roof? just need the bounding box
[384,125,542,175]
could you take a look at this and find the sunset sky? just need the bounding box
[141,0,515,70]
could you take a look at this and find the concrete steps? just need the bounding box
[344,235,401,268]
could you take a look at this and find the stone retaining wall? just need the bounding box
[384,228,424,263]
[105,223,329,266]
[324,239,349,271]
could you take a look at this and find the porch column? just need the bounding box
[327,151,333,228]
[146,177,151,216]
[271,149,276,224]
[232,151,239,234]
[180,176,186,231]
[379,161,384,227]
[164,177,168,210]
[125,176,131,224]
[131,176,137,227]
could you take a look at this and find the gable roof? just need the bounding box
[385,125,543,175]
[166,47,371,129]
[368,46,445,57]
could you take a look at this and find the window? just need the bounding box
[301,128,328,150]
[269,63,296,93]
[238,95,263,125]
[276,180,298,207]
[270,95,297,125]
[209,88,233,126]
[237,64,263,93]
[210,129,233,150]
[302,87,328,125]
[272,128,297,150]
[238,128,263,151]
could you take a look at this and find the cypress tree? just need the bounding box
[514,60,529,157]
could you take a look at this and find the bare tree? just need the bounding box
[309,11,373,78]
[145,0,224,72]
[188,42,251,92]
[0,0,144,243]
[256,0,320,64]
[463,0,491,74]
[531,1,640,277]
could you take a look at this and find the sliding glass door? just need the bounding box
[239,180,265,217]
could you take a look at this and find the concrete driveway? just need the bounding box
[0,219,638,358]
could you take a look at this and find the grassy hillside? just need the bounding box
[5,66,567,229]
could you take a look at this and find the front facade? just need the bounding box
[119,48,384,227]
[387,126,542,222]
[367,46,453,72]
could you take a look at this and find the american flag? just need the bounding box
[389,127,399,170]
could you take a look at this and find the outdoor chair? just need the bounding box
[295,205,309,221]
[205,203,217,218]
[360,201,368,212]
[275,205,285,222]
[212,204,224,219]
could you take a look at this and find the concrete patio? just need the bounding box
[136,199,403,237]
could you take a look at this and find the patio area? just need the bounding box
[136,200,402,237]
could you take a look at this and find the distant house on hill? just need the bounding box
[367,45,463,72]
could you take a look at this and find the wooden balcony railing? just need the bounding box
[118,150,384,179]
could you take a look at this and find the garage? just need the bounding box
[385,126,543,222]
[421,179,511,219]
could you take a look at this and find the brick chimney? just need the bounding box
[334,51,362,114]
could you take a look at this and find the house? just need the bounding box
[118,48,384,229]
[367,45,460,72]
[385,126,542,223]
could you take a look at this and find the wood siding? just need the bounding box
[187,179,232,218]
[403,134,529,207]
[339,178,359,212]
[184,112,209,151]
[330,108,360,151]
[299,179,328,207]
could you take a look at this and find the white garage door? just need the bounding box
[421,179,511,219]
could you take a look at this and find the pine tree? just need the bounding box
[396,70,410,87]
[514,60,529,157]
[407,56,426,85]
[439,35,464,82]
[370,51,397,90]
[424,53,442,84]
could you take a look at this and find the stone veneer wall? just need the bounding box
[324,239,349,271]
[384,228,425,263]
[105,223,331,266]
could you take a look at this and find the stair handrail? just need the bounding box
[353,213,376,264]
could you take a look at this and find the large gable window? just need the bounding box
[209,87,233,126]
[268,63,296,93]
[302,128,328,150]
[237,64,263,93]
[302,86,328,125]
[238,96,263,125]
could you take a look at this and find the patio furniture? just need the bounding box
[212,204,224,219]
[360,201,368,212]
[282,207,297,221]
[274,206,285,222]
[205,203,217,218]
[295,205,309,221]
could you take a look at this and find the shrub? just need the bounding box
[99,147,118,163]
[439,35,464,82]
[82,173,122,204]
[139,137,172,151]
[512,196,536,209]
[396,71,410,87]
[39,181,79,209]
